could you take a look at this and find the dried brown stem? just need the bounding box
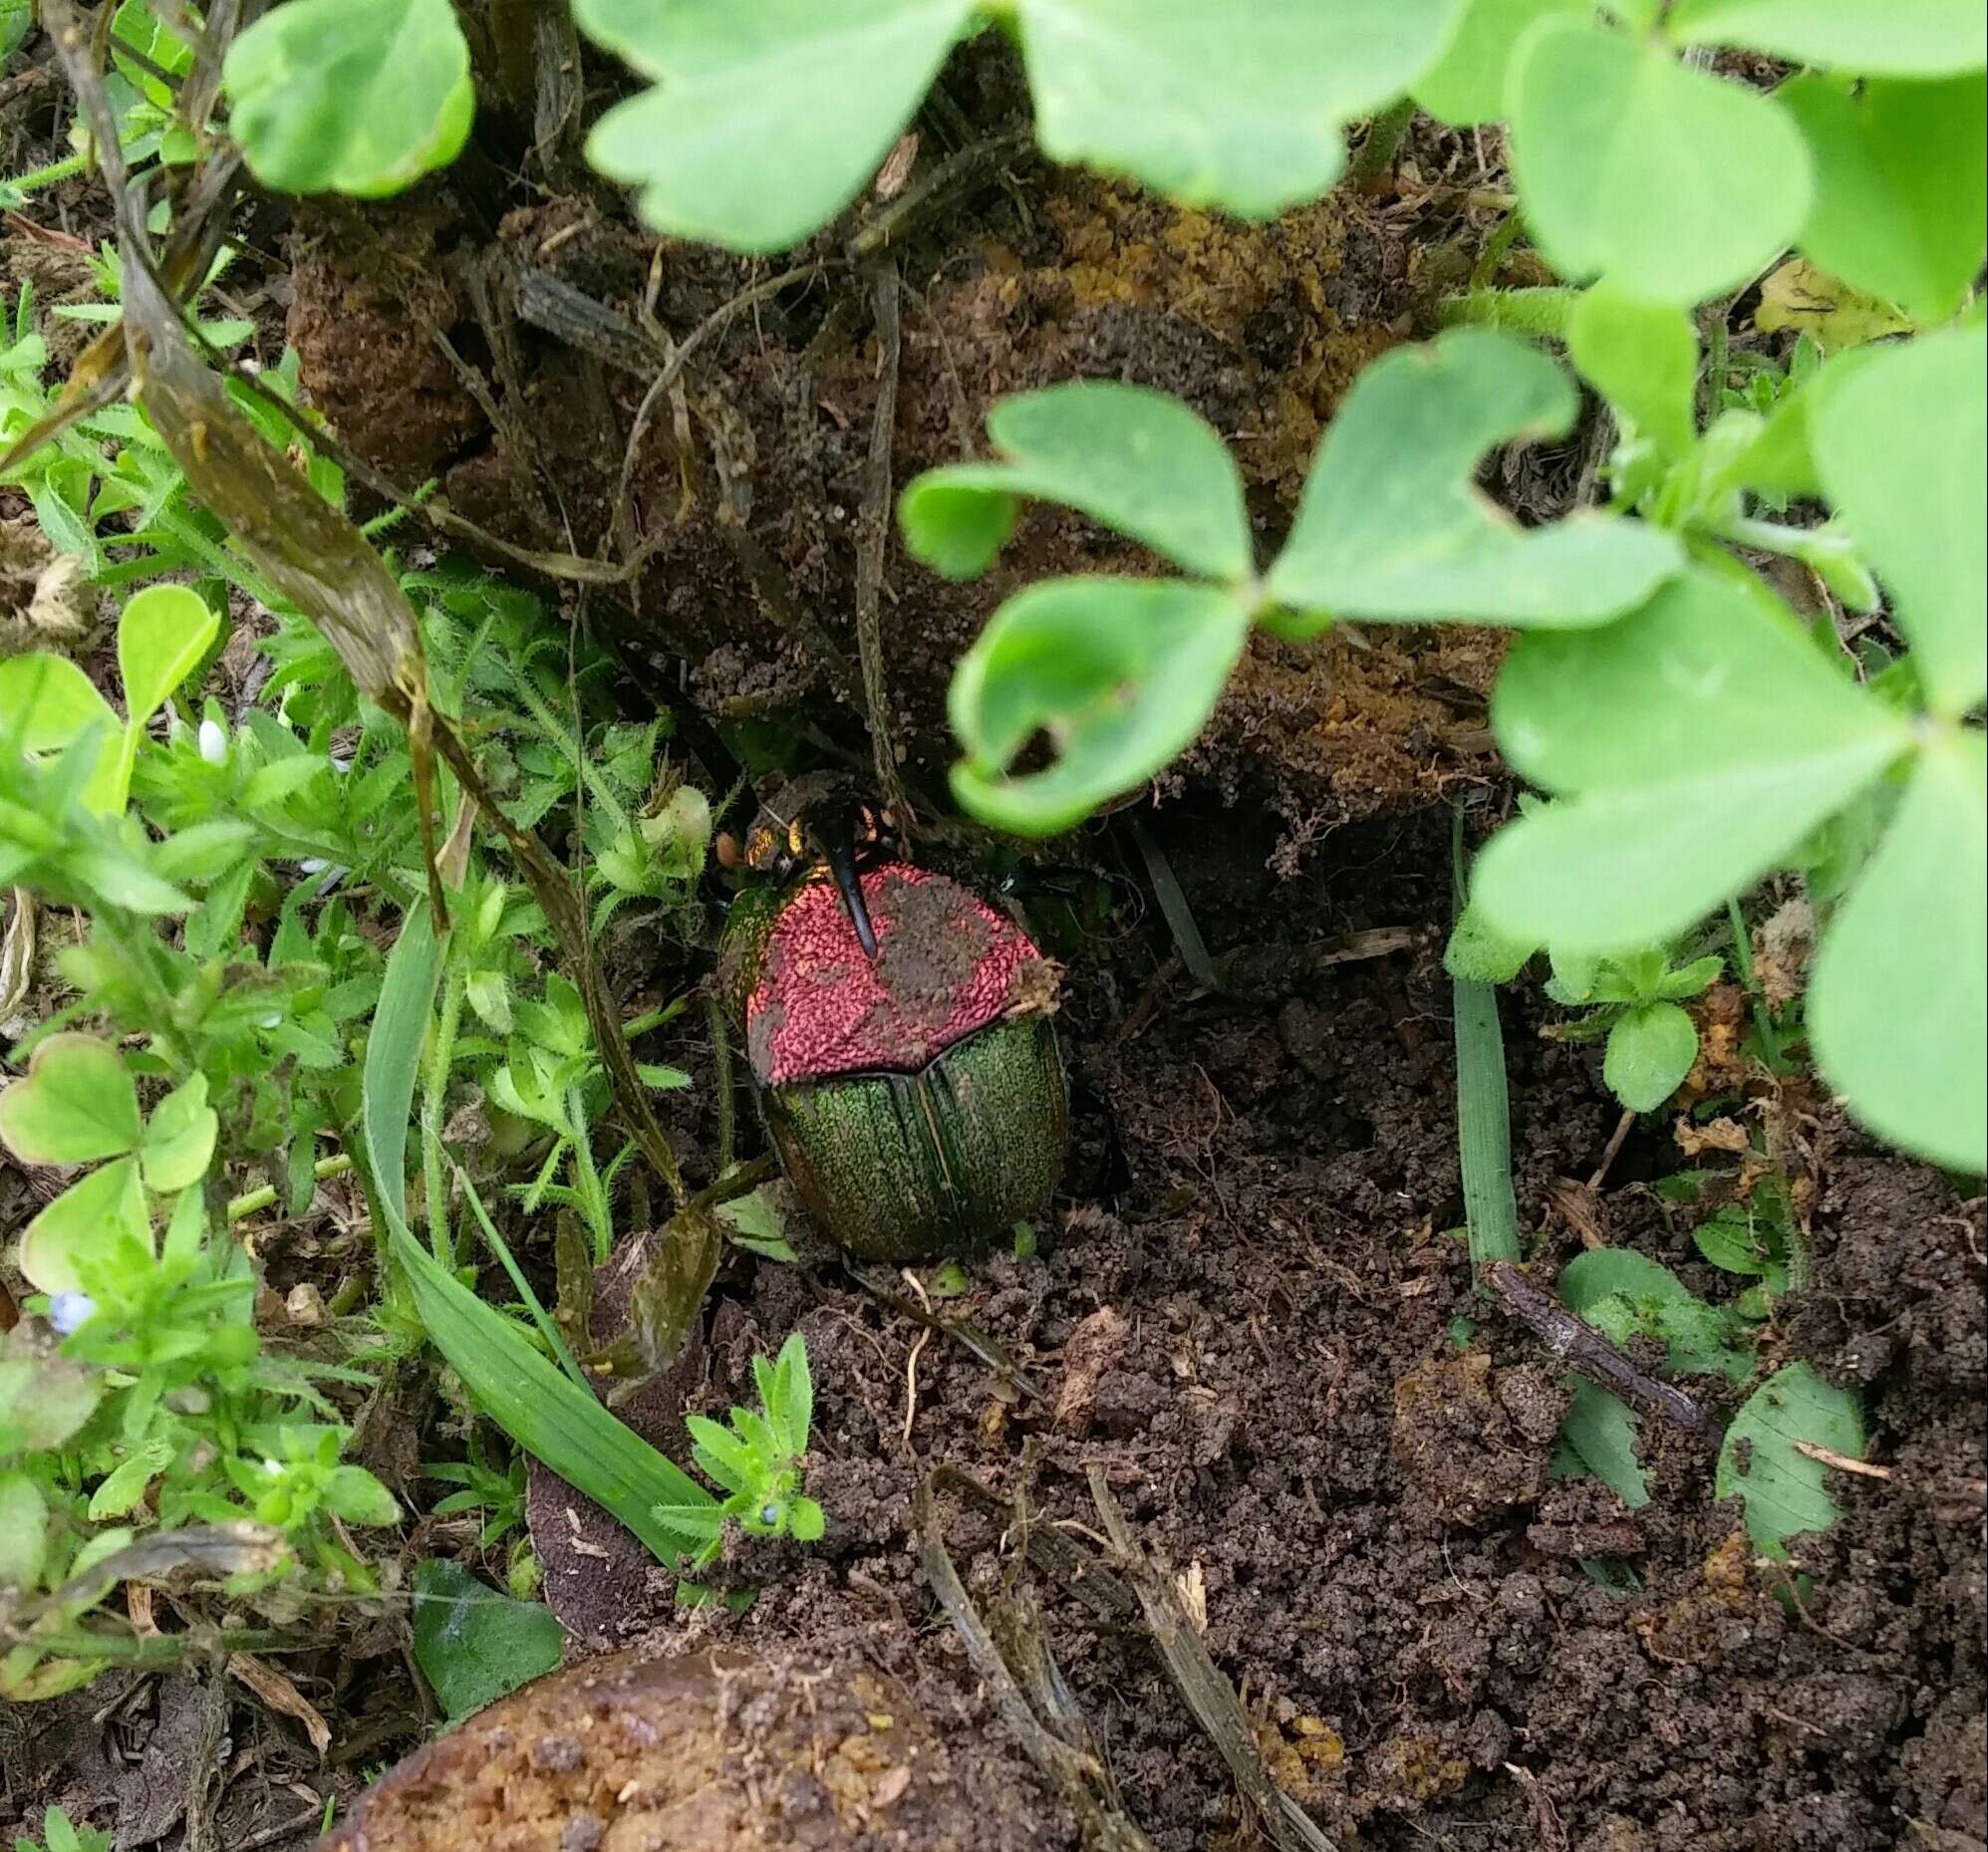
[1482,1262,1724,1449]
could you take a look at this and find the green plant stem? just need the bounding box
[1438,286,1577,338]
[705,992,736,1175]
[422,962,467,1266]
[1452,814,1522,1268]
[8,1626,302,1668]
[226,1154,354,1222]
[1469,210,1529,291]
[0,151,90,199]
[1724,899,1790,1073]
[565,1084,612,1262]
[453,1162,589,1391]
[1350,96,1416,185]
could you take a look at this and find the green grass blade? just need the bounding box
[364,910,710,1564]
[453,1161,589,1393]
[1453,814,1522,1267]
[364,901,440,1234]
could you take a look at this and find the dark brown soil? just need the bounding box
[523,801,1987,1852]
[280,43,1513,858]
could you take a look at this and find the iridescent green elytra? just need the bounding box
[722,859,1067,1262]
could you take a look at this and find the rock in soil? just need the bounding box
[310,1649,1070,1852]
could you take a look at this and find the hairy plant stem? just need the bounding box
[1351,96,1417,185]
[422,960,467,1265]
[226,1154,353,1223]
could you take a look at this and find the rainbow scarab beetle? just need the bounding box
[718,786,1067,1263]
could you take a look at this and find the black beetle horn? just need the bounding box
[822,832,879,959]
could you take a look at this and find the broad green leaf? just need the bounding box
[1266,329,1681,626]
[1474,572,1912,950]
[0,1354,101,1457]
[1602,1000,1698,1113]
[1017,0,1466,217]
[411,1558,565,1719]
[578,0,977,252]
[949,578,1252,836]
[139,1075,218,1194]
[1716,1362,1862,1558]
[1566,286,1698,462]
[1413,0,1585,126]
[117,585,217,730]
[1813,324,1987,718]
[323,1464,401,1526]
[0,1471,49,1588]
[1509,20,1811,305]
[87,1439,172,1521]
[901,384,1253,582]
[1780,76,1987,327]
[0,1034,141,1166]
[0,1,30,65]
[112,0,193,107]
[223,0,474,197]
[366,904,441,1232]
[0,654,118,754]
[1668,0,1987,78]
[1562,1246,1749,1379]
[19,1158,150,1298]
[1558,1379,1649,1508]
[1809,733,1986,1175]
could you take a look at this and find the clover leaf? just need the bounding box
[1509,17,1811,306]
[573,0,1468,252]
[1666,0,1988,78]
[223,0,474,198]
[1780,75,1988,328]
[907,331,1678,836]
[1809,733,1985,1175]
[950,579,1252,835]
[1017,0,1466,218]
[1266,328,1681,625]
[1565,287,1699,464]
[903,383,1253,582]
[1473,570,1914,951]
[1412,0,1585,128]
[1716,1362,1864,1559]
[0,1034,141,1167]
[1813,323,1986,719]
[578,0,976,253]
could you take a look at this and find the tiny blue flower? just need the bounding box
[758,1503,781,1528]
[48,1292,98,1335]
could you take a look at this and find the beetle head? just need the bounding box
[733,778,891,959]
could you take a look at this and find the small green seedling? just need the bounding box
[1,584,218,816]
[13,1807,112,1852]
[1689,1177,1804,1320]
[653,1334,824,1568]
[1549,946,1723,1116]
[1446,887,1725,1117]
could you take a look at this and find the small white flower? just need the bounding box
[197,717,228,766]
[49,1292,98,1335]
